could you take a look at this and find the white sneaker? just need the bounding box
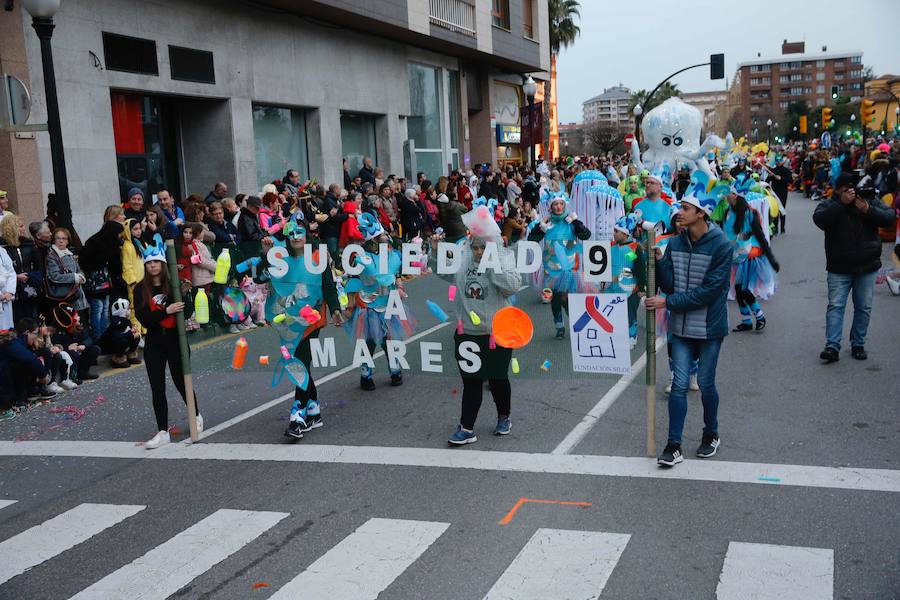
[228,325,240,334]
[689,374,700,391]
[664,377,672,394]
[145,430,171,450]
[47,382,64,394]
[138,337,145,349]
[60,379,78,390]
[887,275,900,296]
[238,322,255,331]
[629,337,637,350]
[196,414,204,433]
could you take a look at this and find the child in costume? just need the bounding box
[527,192,591,339]
[608,214,641,349]
[50,302,100,383]
[723,189,780,332]
[265,219,342,439]
[99,297,141,364]
[430,203,522,445]
[121,218,145,334]
[343,213,415,390]
[133,233,202,449]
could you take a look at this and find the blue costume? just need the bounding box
[608,213,640,344]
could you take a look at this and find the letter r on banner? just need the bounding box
[582,241,612,283]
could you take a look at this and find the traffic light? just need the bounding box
[710,53,725,80]
[821,107,832,129]
[831,85,839,99]
[861,99,876,125]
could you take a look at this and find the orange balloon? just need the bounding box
[491,306,534,349]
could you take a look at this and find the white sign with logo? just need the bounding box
[567,293,631,374]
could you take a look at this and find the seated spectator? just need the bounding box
[98,298,141,367]
[0,319,52,419]
[50,302,101,383]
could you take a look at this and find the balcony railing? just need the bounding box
[429,0,476,37]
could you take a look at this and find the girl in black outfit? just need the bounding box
[133,236,201,449]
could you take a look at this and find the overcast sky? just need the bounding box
[555,0,900,123]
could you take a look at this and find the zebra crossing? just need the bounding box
[0,500,835,599]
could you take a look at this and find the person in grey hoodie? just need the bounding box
[646,192,732,468]
[431,207,522,445]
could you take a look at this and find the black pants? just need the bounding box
[454,333,512,429]
[71,345,100,378]
[777,193,787,232]
[551,291,569,326]
[144,331,199,431]
[293,330,319,404]
[734,283,756,309]
[365,339,396,373]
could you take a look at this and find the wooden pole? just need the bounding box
[165,240,199,442]
[643,224,657,457]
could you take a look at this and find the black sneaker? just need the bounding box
[38,388,58,401]
[80,372,99,380]
[390,372,403,386]
[820,347,839,363]
[657,442,683,467]
[555,328,565,339]
[851,346,867,360]
[696,433,720,458]
[360,376,376,391]
[306,413,324,430]
[284,419,305,439]
[755,317,766,331]
[732,322,753,332]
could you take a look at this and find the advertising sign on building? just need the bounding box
[567,293,631,374]
[496,125,521,144]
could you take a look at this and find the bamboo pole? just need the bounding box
[165,240,198,442]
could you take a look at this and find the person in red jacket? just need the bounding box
[339,191,364,249]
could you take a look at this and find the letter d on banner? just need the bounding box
[582,241,612,283]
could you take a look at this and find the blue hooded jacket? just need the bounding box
[656,224,732,340]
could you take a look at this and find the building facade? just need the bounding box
[582,85,632,128]
[0,0,549,235]
[680,90,728,133]
[736,41,863,135]
[557,122,584,155]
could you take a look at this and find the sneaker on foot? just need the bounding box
[448,425,477,445]
[851,346,867,360]
[820,347,839,363]
[494,415,511,436]
[306,413,324,429]
[228,325,240,334]
[657,442,683,467]
[360,376,376,391]
[629,336,637,350]
[38,388,58,401]
[196,414,204,433]
[0,409,16,422]
[390,372,403,386]
[46,382,64,394]
[696,432,720,458]
[689,374,699,391]
[284,419,305,439]
[887,275,900,296]
[555,328,565,340]
[755,317,767,331]
[60,379,78,391]
[80,372,100,380]
[732,322,753,332]
[145,430,171,449]
[664,377,672,394]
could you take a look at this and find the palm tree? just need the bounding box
[628,83,682,114]
[547,0,580,159]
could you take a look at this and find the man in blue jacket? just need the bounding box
[0,319,51,419]
[646,193,732,467]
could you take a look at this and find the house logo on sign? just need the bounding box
[567,293,631,374]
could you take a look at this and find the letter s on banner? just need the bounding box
[457,341,482,373]
[582,241,612,283]
[266,246,289,278]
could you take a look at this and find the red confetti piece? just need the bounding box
[451,388,458,395]
[252,582,270,589]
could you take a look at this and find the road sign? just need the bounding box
[624,133,634,150]
[0,74,30,128]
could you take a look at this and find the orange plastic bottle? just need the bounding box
[231,337,248,370]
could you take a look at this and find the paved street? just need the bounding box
[1,193,899,600]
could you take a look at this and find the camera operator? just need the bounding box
[813,172,896,362]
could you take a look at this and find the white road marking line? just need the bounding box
[192,321,452,442]
[70,508,287,600]
[553,337,666,455]
[484,528,630,600]
[0,500,17,511]
[269,517,449,599]
[3,440,899,494]
[716,541,833,600]
[0,503,145,585]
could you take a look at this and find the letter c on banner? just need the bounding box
[457,341,482,373]
[342,244,365,276]
[266,245,289,278]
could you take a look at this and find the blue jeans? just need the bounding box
[667,335,723,445]
[88,295,110,341]
[825,271,876,351]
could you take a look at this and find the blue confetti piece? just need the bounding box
[757,476,781,482]
[426,300,449,322]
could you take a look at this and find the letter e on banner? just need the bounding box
[582,241,612,283]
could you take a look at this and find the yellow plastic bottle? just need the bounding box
[213,248,231,284]
[194,288,209,324]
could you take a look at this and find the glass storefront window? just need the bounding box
[340,113,377,177]
[408,63,443,150]
[110,92,177,202]
[448,70,460,150]
[252,104,309,191]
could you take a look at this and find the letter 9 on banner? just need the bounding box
[582,241,612,283]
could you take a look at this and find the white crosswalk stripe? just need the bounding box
[484,528,631,600]
[69,508,287,600]
[0,500,17,511]
[716,541,834,600]
[0,503,145,585]
[269,517,450,599]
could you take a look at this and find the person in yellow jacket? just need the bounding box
[119,219,145,365]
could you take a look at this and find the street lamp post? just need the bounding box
[766,118,772,145]
[21,0,72,230]
[522,75,537,168]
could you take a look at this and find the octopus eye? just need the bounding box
[661,136,671,146]
[673,137,683,146]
